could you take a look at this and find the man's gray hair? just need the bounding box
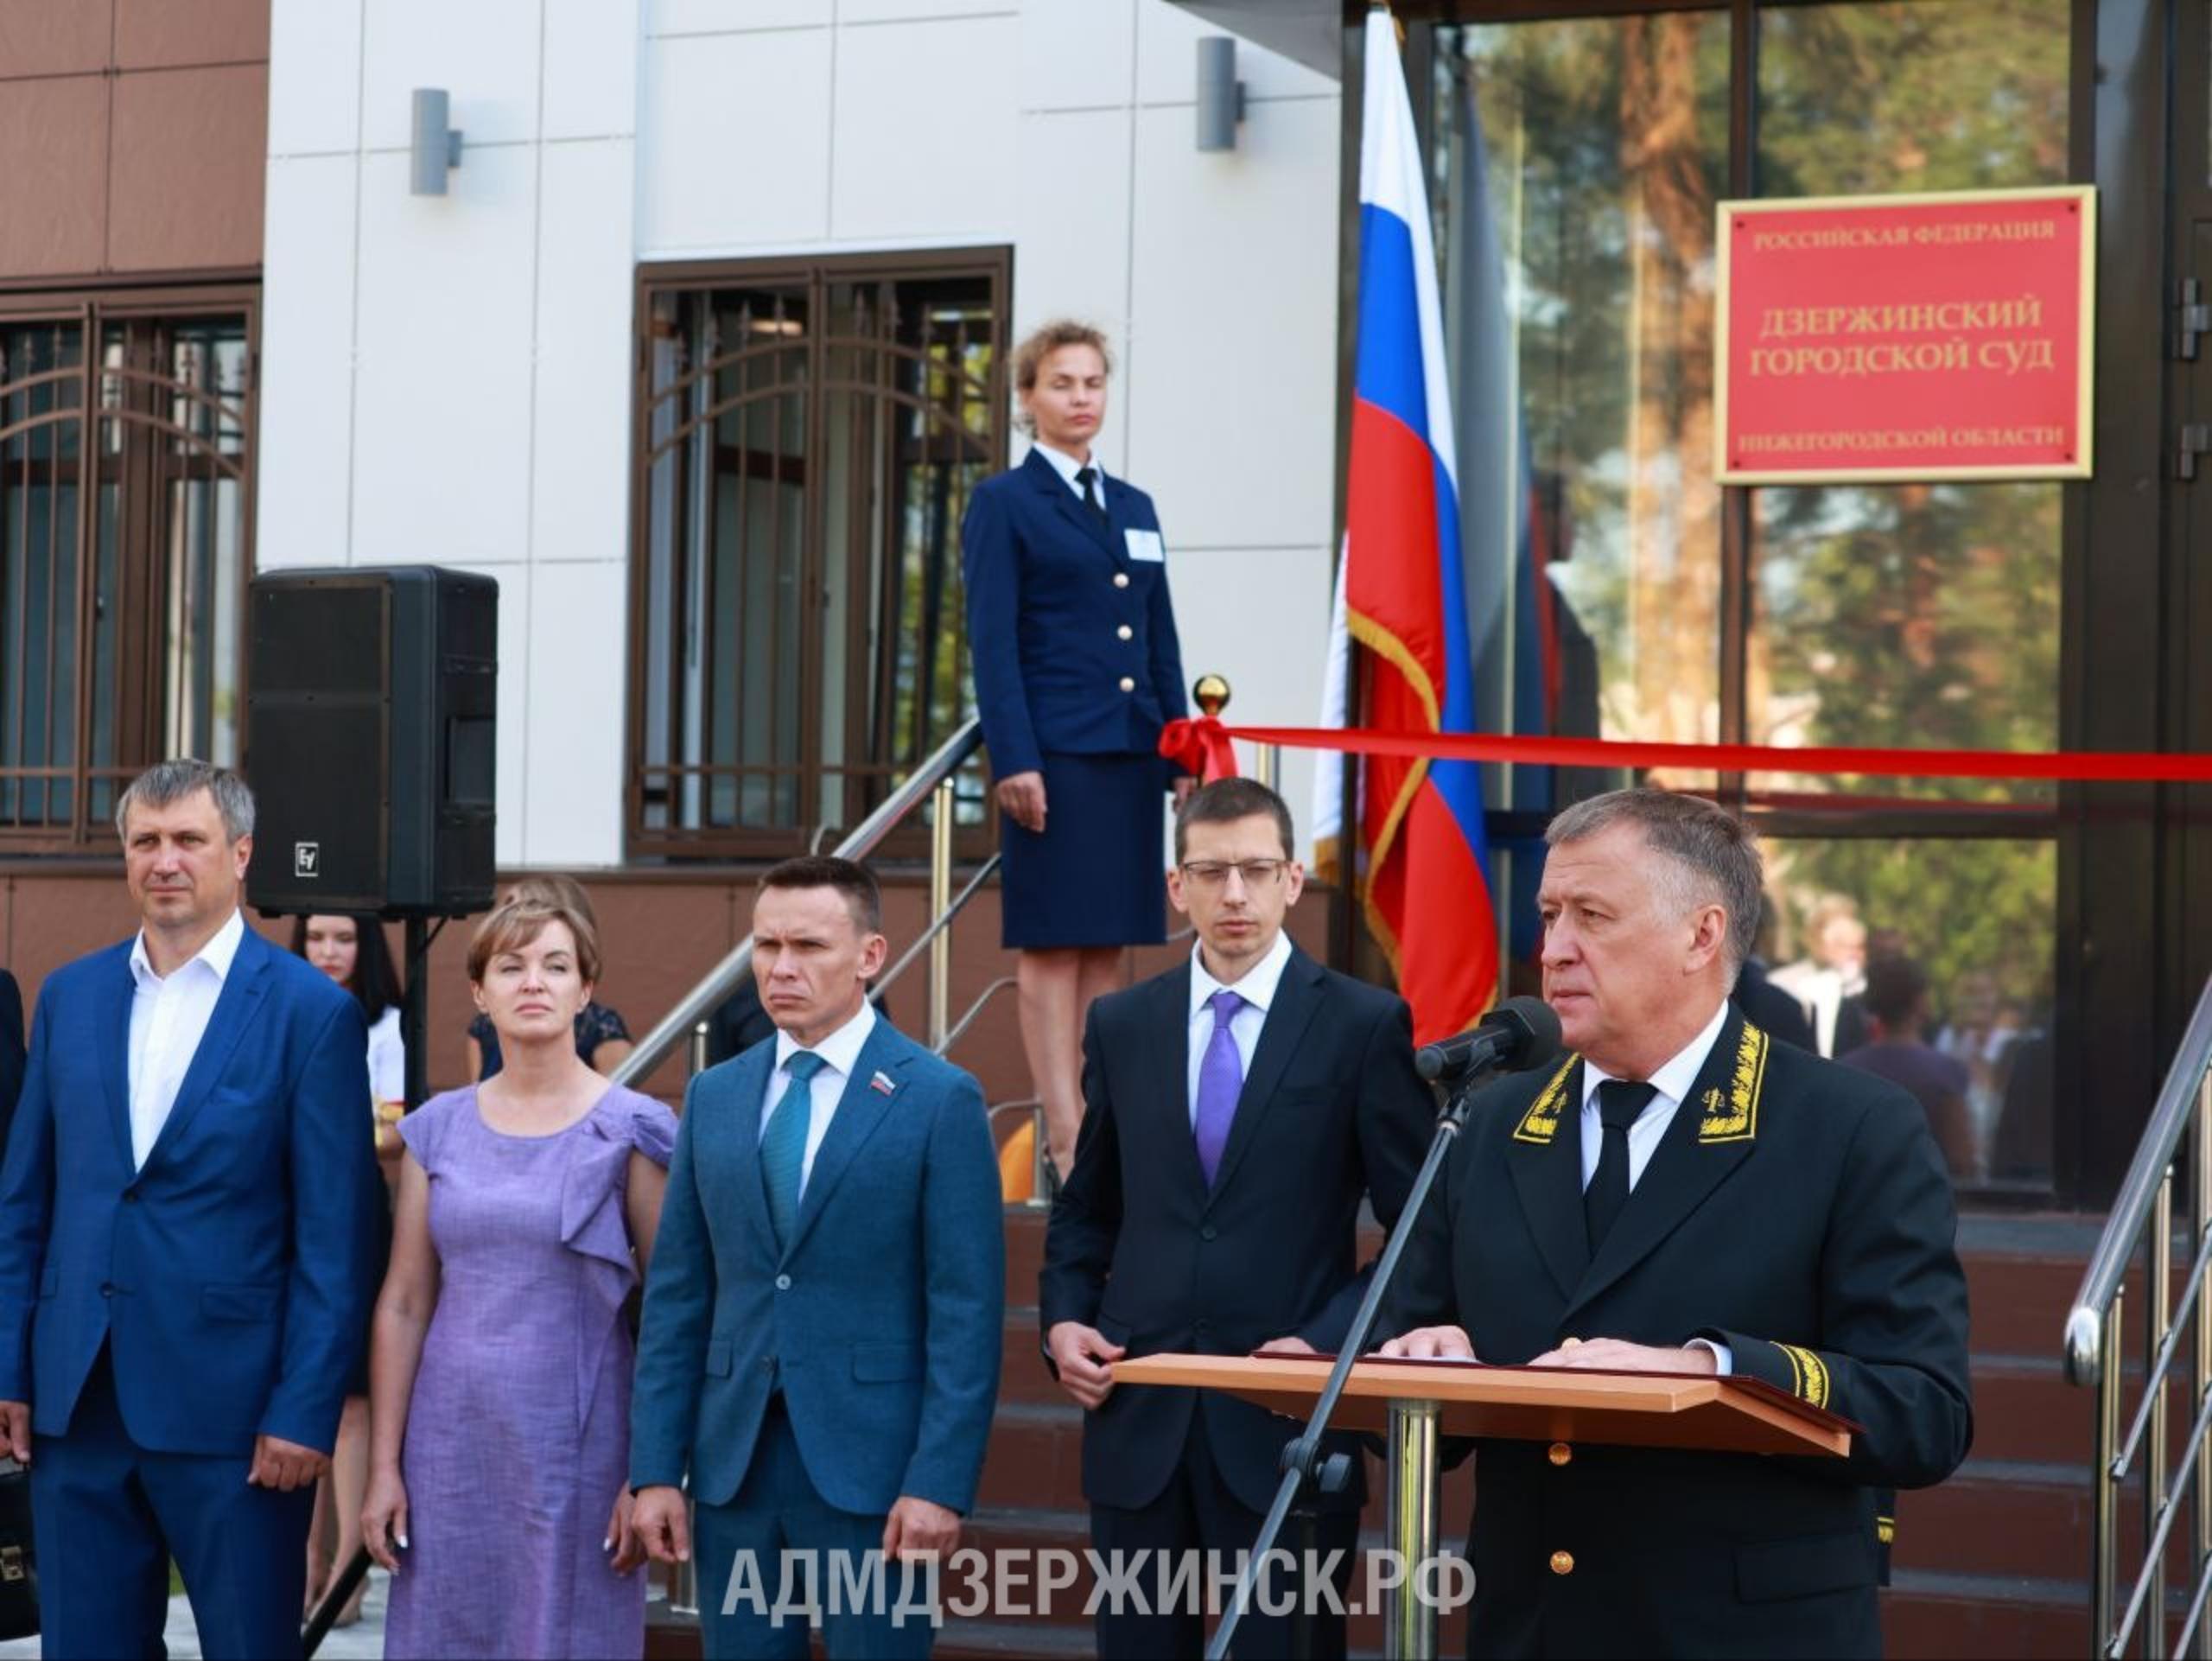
[115,759,256,843]
[1545,787,1763,977]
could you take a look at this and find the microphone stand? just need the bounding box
[1204,1056,1506,1661]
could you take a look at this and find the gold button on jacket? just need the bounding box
[1549,1551,1574,1576]
[1548,1441,1572,1467]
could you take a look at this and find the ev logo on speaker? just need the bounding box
[294,843,321,879]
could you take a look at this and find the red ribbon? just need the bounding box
[1160,722,2212,785]
[1158,717,1242,783]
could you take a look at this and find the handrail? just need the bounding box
[2064,971,2212,1660]
[2066,975,2212,1384]
[876,854,1001,1001]
[608,718,985,1090]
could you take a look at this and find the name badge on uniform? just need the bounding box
[1124,529,1166,563]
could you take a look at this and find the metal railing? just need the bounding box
[608,718,986,1091]
[2066,975,2212,1658]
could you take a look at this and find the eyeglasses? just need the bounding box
[1179,859,1288,890]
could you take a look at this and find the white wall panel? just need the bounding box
[543,0,640,140]
[639,29,830,251]
[532,140,637,567]
[648,0,828,34]
[1011,105,1133,466]
[842,0,1014,22]
[830,16,1017,243]
[521,559,628,865]
[351,148,537,568]
[1017,0,1135,113]
[268,0,363,157]
[1124,95,1338,552]
[359,0,543,151]
[1133,0,1337,107]
[1165,542,1334,860]
[257,154,359,569]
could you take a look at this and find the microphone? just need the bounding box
[1414,996,1564,1083]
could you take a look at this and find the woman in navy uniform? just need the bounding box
[963,321,1192,1182]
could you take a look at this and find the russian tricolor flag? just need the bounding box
[1315,8,1498,1045]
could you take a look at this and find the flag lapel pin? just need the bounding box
[870,1070,897,1097]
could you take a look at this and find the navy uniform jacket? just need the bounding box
[1040,946,1433,1515]
[962,448,1188,780]
[1381,1008,1971,1659]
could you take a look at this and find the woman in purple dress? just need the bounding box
[362,893,675,1658]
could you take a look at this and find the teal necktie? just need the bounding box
[760,1051,829,1248]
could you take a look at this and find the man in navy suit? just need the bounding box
[0,759,383,1658]
[632,856,1004,1659]
[1042,778,1433,1658]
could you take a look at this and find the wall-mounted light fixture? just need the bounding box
[410,89,464,195]
[1196,37,1246,152]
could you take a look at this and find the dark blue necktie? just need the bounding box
[760,1051,828,1247]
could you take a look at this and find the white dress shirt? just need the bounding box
[760,999,878,1197]
[1031,440,1108,505]
[126,907,247,1169]
[1185,929,1294,1125]
[1576,999,1733,1373]
[365,1005,406,1104]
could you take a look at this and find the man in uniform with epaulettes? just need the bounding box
[1382,787,1970,1659]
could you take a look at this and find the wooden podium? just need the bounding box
[1113,1352,1853,1658]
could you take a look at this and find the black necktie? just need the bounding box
[1585,1080,1658,1252]
[1076,465,1109,527]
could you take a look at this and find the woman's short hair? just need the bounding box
[1012,320,1113,433]
[466,894,602,987]
[505,874,601,933]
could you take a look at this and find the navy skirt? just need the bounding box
[1000,751,1171,949]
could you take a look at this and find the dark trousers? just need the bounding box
[695,1402,934,1661]
[1090,1409,1357,1661]
[30,1344,314,1659]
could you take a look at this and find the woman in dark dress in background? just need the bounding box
[963,320,1192,1181]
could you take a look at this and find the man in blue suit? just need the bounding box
[0,759,383,1658]
[632,855,1004,1659]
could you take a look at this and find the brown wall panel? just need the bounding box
[114,0,269,70]
[0,76,110,277]
[0,870,1342,1117]
[107,63,268,272]
[0,0,114,80]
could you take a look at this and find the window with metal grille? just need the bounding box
[0,295,254,852]
[626,251,1006,861]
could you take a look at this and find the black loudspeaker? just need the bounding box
[245,566,499,918]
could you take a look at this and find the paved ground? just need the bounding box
[0,1569,391,1659]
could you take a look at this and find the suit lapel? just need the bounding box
[1205,948,1324,1205]
[721,1045,780,1264]
[1504,1056,1593,1301]
[784,1022,909,1262]
[1563,1011,1767,1323]
[99,950,136,1174]
[1026,447,1120,562]
[141,932,272,1171]
[1143,964,1207,1200]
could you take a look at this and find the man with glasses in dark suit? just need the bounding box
[1042,777,1432,1659]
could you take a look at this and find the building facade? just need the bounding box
[0,0,2204,1207]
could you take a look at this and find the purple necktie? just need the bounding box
[1194,989,1244,1186]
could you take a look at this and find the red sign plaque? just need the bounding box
[1715,187,2095,484]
